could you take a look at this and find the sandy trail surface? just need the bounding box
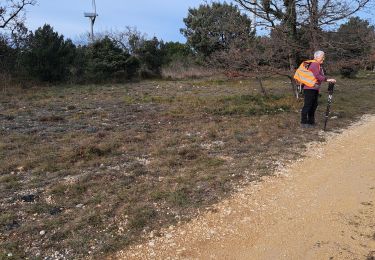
[116,115,375,260]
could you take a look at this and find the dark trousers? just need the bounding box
[301,89,319,124]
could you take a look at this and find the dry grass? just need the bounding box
[161,61,221,79]
[0,72,374,259]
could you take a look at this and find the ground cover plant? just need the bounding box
[1,72,375,259]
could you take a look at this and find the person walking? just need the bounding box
[300,51,336,128]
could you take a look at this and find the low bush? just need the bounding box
[340,66,359,78]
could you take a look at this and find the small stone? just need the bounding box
[49,207,62,215]
[21,194,36,202]
[148,240,155,247]
[7,253,13,257]
[76,204,84,208]
[40,230,46,236]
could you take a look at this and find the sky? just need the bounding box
[25,0,208,43]
[24,0,374,43]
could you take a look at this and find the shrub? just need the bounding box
[125,55,141,79]
[134,37,165,76]
[22,24,76,82]
[340,65,359,78]
[85,37,128,82]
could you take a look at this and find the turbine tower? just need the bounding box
[251,0,257,31]
[84,0,98,42]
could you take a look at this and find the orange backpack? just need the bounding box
[293,60,319,88]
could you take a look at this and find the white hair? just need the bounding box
[314,50,325,59]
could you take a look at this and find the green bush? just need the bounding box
[85,37,128,82]
[125,55,141,79]
[22,24,76,82]
[85,37,140,82]
[340,65,359,78]
[134,37,165,76]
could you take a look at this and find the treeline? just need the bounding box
[180,2,375,77]
[0,2,375,85]
[0,25,193,84]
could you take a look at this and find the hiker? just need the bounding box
[300,51,336,128]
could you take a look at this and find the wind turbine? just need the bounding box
[84,0,98,42]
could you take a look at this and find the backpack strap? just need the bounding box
[303,60,317,70]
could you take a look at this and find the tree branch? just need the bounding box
[0,0,36,29]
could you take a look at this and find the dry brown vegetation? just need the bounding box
[1,72,375,259]
[161,61,220,80]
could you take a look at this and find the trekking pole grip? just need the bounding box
[328,82,335,94]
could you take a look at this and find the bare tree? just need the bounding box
[232,0,299,70]
[299,0,373,51]
[91,27,147,54]
[234,0,374,69]
[0,0,36,30]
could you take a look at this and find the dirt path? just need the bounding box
[116,115,375,260]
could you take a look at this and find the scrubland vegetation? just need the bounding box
[1,0,374,258]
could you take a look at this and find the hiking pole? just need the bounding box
[323,82,335,131]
